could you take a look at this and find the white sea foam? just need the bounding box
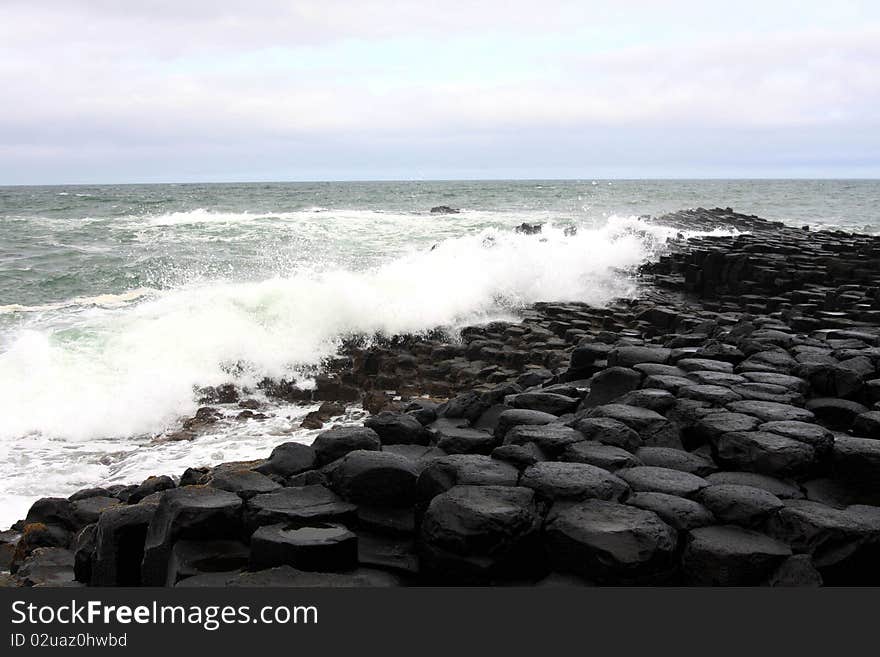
[0,216,737,528]
[0,287,156,315]
[142,207,360,227]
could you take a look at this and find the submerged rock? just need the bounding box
[430,205,460,214]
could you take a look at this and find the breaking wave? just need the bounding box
[0,217,729,442]
[0,215,739,527]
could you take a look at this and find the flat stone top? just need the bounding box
[547,499,677,562]
[161,485,243,509]
[249,485,347,511]
[618,466,708,497]
[687,525,792,557]
[705,471,803,499]
[254,523,356,546]
[725,400,815,423]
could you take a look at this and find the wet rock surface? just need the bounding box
[9,207,880,586]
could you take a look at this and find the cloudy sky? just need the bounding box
[1,1,879,183]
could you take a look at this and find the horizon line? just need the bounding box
[2,175,880,188]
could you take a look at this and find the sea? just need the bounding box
[0,179,877,528]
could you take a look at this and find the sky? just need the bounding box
[1,1,879,184]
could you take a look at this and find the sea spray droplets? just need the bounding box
[0,219,686,442]
[0,217,734,529]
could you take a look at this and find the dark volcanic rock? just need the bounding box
[325,450,418,507]
[608,346,671,368]
[767,554,823,587]
[570,417,641,452]
[587,404,681,448]
[679,384,742,406]
[166,539,249,586]
[250,523,358,572]
[580,367,641,408]
[711,431,815,478]
[420,485,543,583]
[210,470,281,499]
[428,421,498,455]
[25,498,77,532]
[511,391,579,415]
[561,442,642,471]
[758,421,834,456]
[381,444,447,471]
[491,443,546,468]
[570,343,613,370]
[617,388,677,413]
[405,399,439,425]
[617,466,708,498]
[805,398,870,429]
[642,374,694,393]
[852,411,880,439]
[69,487,112,502]
[11,523,70,571]
[15,547,76,587]
[312,426,381,466]
[364,411,429,445]
[686,370,747,387]
[832,435,880,488]
[742,371,809,392]
[181,565,400,587]
[439,390,490,422]
[141,487,243,586]
[738,350,797,374]
[694,412,762,442]
[520,462,629,502]
[514,222,542,234]
[473,404,508,432]
[417,454,520,502]
[71,496,120,527]
[682,525,791,585]
[636,363,688,378]
[764,499,880,569]
[72,525,95,583]
[677,358,734,373]
[504,424,586,457]
[91,504,158,586]
[126,475,174,504]
[180,467,210,486]
[357,531,418,574]
[706,471,804,499]
[546,500,677,583]
[245,486,357,531]
[634,447,716,476]
[626,492,715,531]
[493,408,558,440]
[254,443,317,477]
[725,400,815,424]
[696,484,784,526]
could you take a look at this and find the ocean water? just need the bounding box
[0,178,877,528]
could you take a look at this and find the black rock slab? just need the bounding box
[250,523,358,572]
[141,487,243,587]
[682,525,791,585]
[420,485,543,583]
[546,499,677,584]
[245,485,357,532]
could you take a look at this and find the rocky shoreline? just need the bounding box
[4,207,880,587]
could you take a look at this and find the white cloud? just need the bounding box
[0,1,878,181]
